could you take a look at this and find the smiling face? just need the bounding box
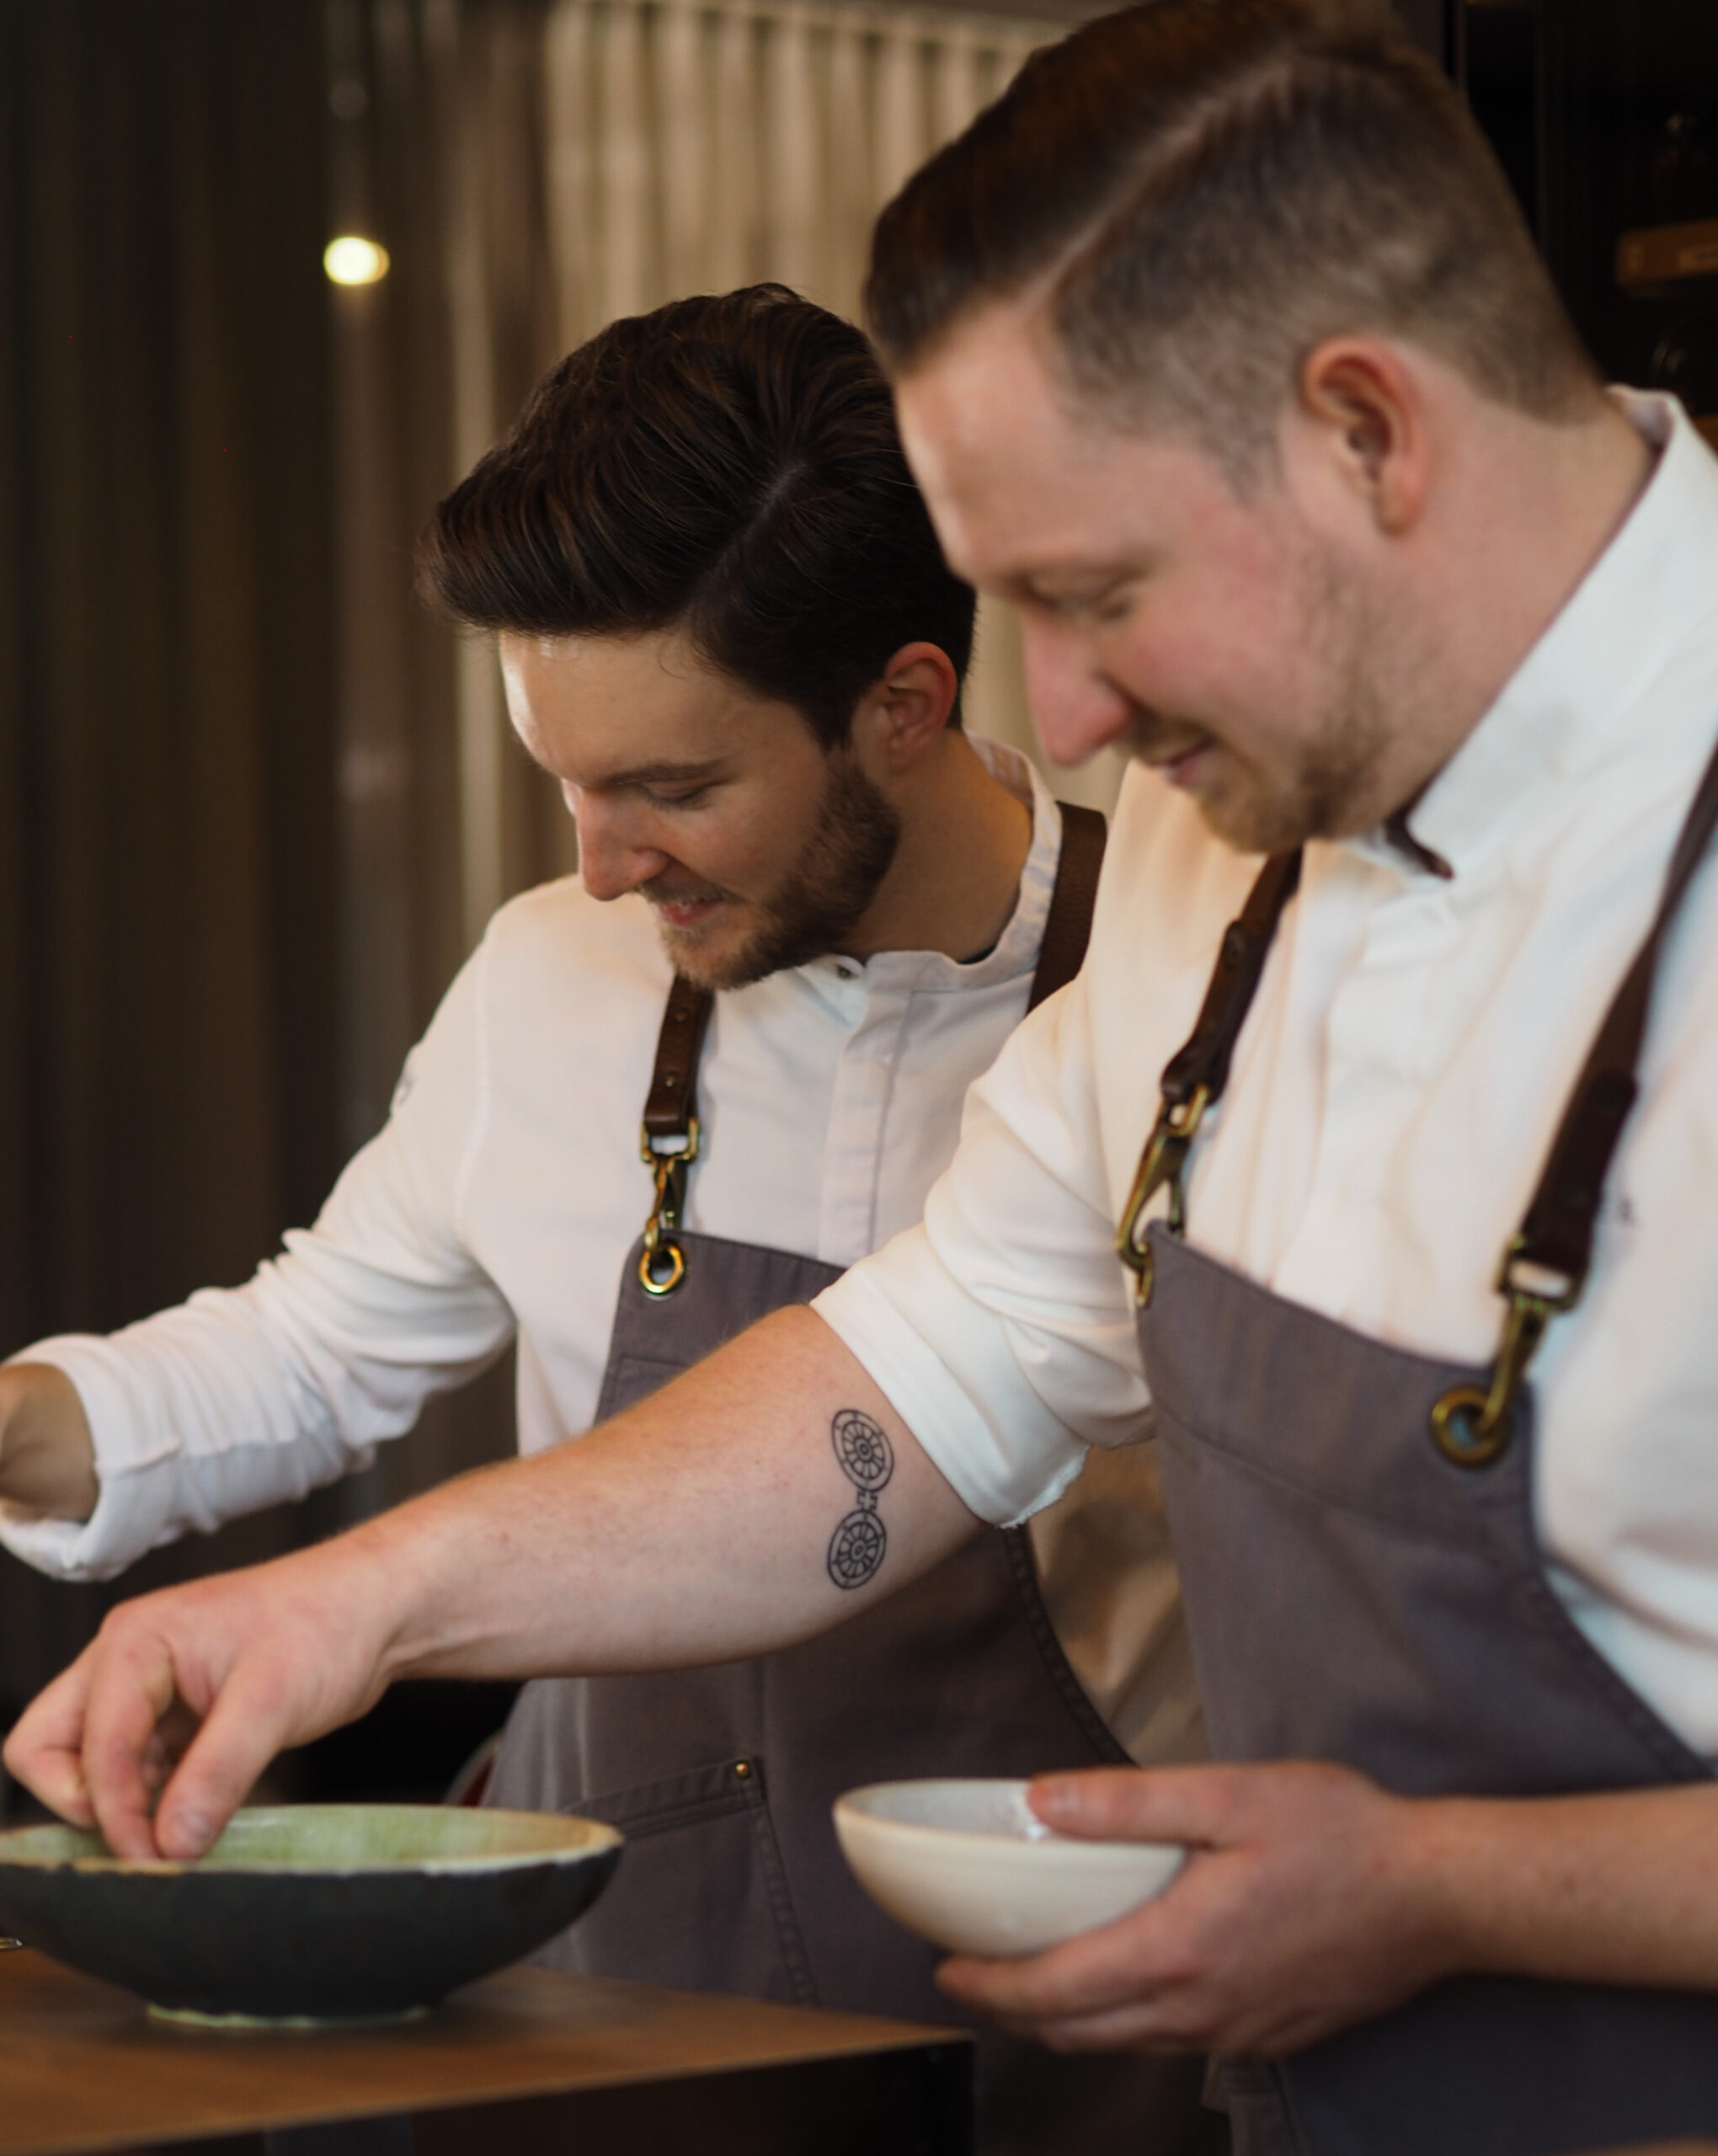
[499,630,901,989]
[894,305,1406,856]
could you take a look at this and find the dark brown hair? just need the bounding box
[419,286,974,749]
[866,0,1599,475]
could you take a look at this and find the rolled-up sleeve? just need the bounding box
[814,965,1149,1528]
[1,939,515,1582]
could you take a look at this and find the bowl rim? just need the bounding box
[0,1803,622,1879]
[834,1780,1184,1870]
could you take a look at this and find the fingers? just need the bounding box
[78,1612,210,1858]
[937,1927,1208,2054]
[2,1649,100,1829]
[148,1656,313,1860]
[938,1894,1186,2025]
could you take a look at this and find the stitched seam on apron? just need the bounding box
[1151,1228,1491,1394]
[572,1785,766,1839]
[1155,1414,1496,1550]
[1000,1528,1134,1765]
[745,1785,819,2008]
[1467,1423,1717,1785]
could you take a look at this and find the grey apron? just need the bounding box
[488,808,1225,2156]
[1117,735,1718,2156]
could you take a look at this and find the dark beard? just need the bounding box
[660,755,903,990]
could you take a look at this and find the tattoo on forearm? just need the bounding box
[826,1408,893,1591]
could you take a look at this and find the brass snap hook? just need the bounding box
[637,1120,698,1298]
[1429,1269,1567,1470]
[1118,1084,1210,1307]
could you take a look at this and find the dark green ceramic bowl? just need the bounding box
[0,1804,622,2024]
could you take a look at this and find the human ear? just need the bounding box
[1294,340,1430,536]
[850,642,961,774]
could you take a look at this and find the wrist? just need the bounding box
[0,1363,98,1521]
[1377,1790,1497,1988]
[324,1481,485,1684]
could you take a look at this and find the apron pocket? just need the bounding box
[550,1755,819,2007]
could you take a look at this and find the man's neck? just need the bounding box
[1364,392,1659,830]
[840,734,1034,963]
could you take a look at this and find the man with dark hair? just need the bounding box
[0,287,1210,2154]
[17,5,1718,2150]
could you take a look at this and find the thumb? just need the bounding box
[1028,1764,1242,1846]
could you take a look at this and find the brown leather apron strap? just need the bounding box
[1160,849,1303,1108]
[1118,850,1302,1299]
[636,979,714,1297]
[1027,802,1108,1012]
[1434,719,1718,1465]
[1513,730,1718,1294]
[642,979,715,1147]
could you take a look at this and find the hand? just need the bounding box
[0,1364,97,1519]
[935,1762,1461,2057]
[1,1540,403,1860]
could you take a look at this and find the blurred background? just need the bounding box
[1,0,1711,1807]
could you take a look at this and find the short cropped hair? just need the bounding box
[418,286,974,750]
[866,0,1600,477]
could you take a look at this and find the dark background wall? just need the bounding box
[0,0,515,1808]
[0,0,356,1751]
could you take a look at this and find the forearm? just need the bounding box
[1406,1780,1718,1992]
[0,1364,97,1520]
[3,1305,981,1859]
[356,1305,980,1684]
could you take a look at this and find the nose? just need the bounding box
[1019,616,1139,767]
[565,788,670,901]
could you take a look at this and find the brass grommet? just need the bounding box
[638,1240,687,1297]
[1429,1384,1512,1469]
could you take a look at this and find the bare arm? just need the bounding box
[2,1307,979,1860]
[0,1364,97,1520]
[936,1761,1718,2056]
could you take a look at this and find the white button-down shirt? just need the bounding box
[3,743,1075,1583]
[820,395,1718,1761]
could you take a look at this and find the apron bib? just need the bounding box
[488,808,1224,2156]
[1118,735,1718,2156]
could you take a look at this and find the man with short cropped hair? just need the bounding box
[17,6,1718,2150]
[0,287,1210,2156]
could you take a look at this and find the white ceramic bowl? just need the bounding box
[834,1778,1184,1958]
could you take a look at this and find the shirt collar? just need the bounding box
[1353,392,1718,881]
[804,737,1064,995]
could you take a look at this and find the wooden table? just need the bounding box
[0,1948,973,2156]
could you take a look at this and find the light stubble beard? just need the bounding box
[1131,540,1399,858]
[651,755,903,990]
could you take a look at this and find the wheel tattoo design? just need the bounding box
[826,1409,894,1590]
[828,1505,887,1589]
[831,1408,894,1492]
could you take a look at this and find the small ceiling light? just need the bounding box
[324,236,391,286]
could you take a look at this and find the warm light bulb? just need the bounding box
[323,236,391,286]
